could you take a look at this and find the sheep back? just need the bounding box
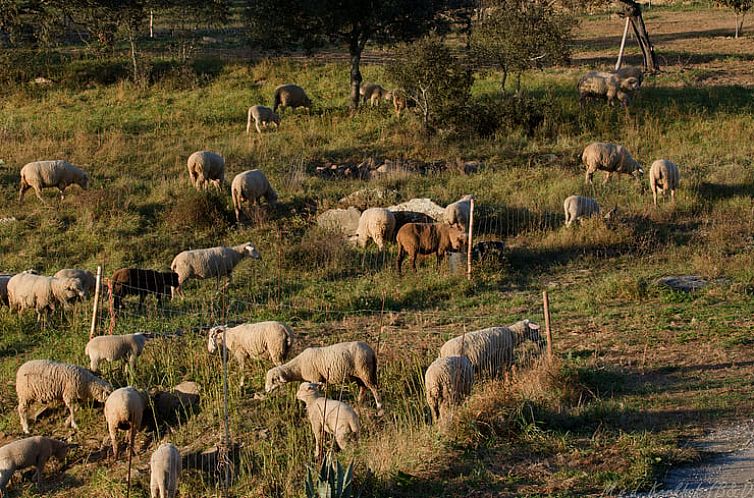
[19,160,89,192]
[582,142,643,178]
[16,359,112,406]
[213,321,293,365]
[424,355,474,420]
[7,273,85,315]
[650,159,680,193]
[443,195,473,230]
[187,151,225,190]
[171,243,258,283]
[273,84,312,111]
[85,333,147,364]
[150,443,181,498]
[53,269,96,297]
[563,195,600,226]
[231,169,278,221]
[356,208,396,249]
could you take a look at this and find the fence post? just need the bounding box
[543,290,553,361]
[149,10,154,38]
[466,197,475,280]
[221,327,231,495]
[615,16,630,71]
[89,265,102,339]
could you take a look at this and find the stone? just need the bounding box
[316,207,362,236]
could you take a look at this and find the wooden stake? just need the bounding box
[616,16,630,71]
[89,266,102,339]
[149,10,154,38]
[543,290,553,360]
[466,197,475,280]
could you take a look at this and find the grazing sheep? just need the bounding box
[246,105,280,134]
[0,436,68,494]
[391,88,410,116]
[649,159,681,206]
[614,66,644,87]
[85,333,148,374]
[443,195,473,231]
[564,195,600,227]
[577,71,641,108]
[170,242,261,296]
[396,223,467,274]
[151,381,201,427]
[272,84,312,113]
[265,341,382,410]
[0,274,12,306]
[16,359,113,433]
[208,321,294,386]
[471,240,506,263]
[18,160,89,204]
[110,268,179,310]
[230,170,278,223]
[186,151,225,191]
[53,269,96,299]
[424,356,474,422]
[356,208,396,250]
[150,443,181,498]
[360,82,391,107]
[296,382,360,457]
[582,142,644,185]
[7,272,86,321]
[439,320,542,378]
[104,386,145,459]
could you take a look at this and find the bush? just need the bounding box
[62,59,130,87]
[469,93,545,137]
[164,189,233,232]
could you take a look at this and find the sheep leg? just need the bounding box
[585,170,594,185]
[411,253,418,272]
[312,421,323,458]
[0,465,15,493]
[671,189,675,204]
[58,185,66,201]
[33,404,48,421]
[367,384,382,410]
[255,121,262,134]
[603,172,611,184]
[652,188,658,207]
[335,432,349,451]
[64,399,78,430]
[33,186,47,204]
[18,400,31,434]
[109,423,119,459]
[18,184,31,203]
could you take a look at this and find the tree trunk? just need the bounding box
[349,38,362,110]
[501,67,508,92]
[736,13,745,38]
[616,0,659,73]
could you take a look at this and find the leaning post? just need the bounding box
[466,197,475,280]
[543,290,553,361]
[89,265,102,339]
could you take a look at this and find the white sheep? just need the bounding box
[186,151,225,191]
[85,333,148,374]
[246,105,280,134]
[18,160,89,204]
[563,195,600,227]
[443,195,473,231]
[577,71,640,108]
[7,272,86,321]
[649,159,681,206]
[16,359,113,433]
[230,170,278,223]
[0,436,68,494]
[582,142,644,185]
[296,382,360,457]
[439,320,542,379]
[170,242,261,296]
[0,274,11,306]
[356,208,396,250]
[424,355,474,422]
[265,341,382,410]
[208,321,294,386]
[273,84,312,113]
[360,82,391,107]
[104,386,145,459]
[53,268,96,299]
[150,443,181,498]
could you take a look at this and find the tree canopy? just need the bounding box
[716,0,753,37]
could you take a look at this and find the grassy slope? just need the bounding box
[1,4,754,497]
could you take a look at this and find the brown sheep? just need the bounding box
[396,223,467,274]
[110,268,179,310]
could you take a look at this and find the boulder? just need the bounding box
[387,198,445,222]
[339,188,398,210]
[656,275,725,292]
[316,207,362,236]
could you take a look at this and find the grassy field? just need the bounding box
[1,3,754,497]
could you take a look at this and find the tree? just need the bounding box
[471,0,573,92]
[246,0,444,109]
[716,0,753,38]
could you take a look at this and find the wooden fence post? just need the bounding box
[466,197,475,280]
[543,290,553,360]
[615,16,631,71]
[89,265,102,339]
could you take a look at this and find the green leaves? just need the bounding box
[305,452,359,498]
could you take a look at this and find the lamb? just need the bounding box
[53,268,96,299]
[265,341,382,410]
[564,195,600,227]
[356,208,396,250]
[150,443,181,498]
[170,242,261,296]
[0,274,12,306]
[230,169,278,223]
[272,84,312,113]
[104,386,145,459]
[439,320,542,378]
[395,223,467,274]
[582,142,644,185]
[186,151,225,191]
[18,160,89,204]
[296,382,360,457]
[246,105,280,134]
[16,359,113,433]
[649,159,681,206]
[208,321,294,386]
[85,333,148,374]
[110,268,179,310]
[577,70,641,108]
[0,436,68,494]
[443,195,473,231]
[360,82,392,107]
[424,356,474,422]
[7,272,86,321]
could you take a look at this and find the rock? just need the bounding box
[31,77,53,86]
[656,275,727,292]
[371,160,413,179]
[387,198,445,222]
[339,188,398,210]
[316,207,362,236]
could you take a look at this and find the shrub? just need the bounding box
[163,189,233,232]
[62,59,130,87]
[469,93,545,137]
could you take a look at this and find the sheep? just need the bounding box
[272,84,312,113]
[577,70,641,108]
[614,66,644,87]
[296,382,360,457]
[391,88,410,116]
[396,223,467,274]
[110,268,179,310]
[424,356,474,422]
[16,359,113,433]
[186,151,225,191]
[0,274,12,306]
[53,269,96,299]
[85,333,148,374]
[360,82,392,107]
[564,195,601,227]
[150,443,181,498]
[439,320,542,379]
[443,195,473,231]
[208,321,294,386]
[18,160,89,204]
[246,105,280,134]
[471,240,506,263]
[0,436,68,494]
[151,381,201,427]
[170,242,261,296]
[582,142,644,185]
[230,170,278,223]
[265,341,382,410]
[356,208,396,250]
[649,159,681,206]
[7,272,86,321]
[104,386,146,459]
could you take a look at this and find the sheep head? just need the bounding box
[295,382,323,402]
[79,172,90,190]
[265,367,288,393]
[447,226,468,251]
[89,377,113,402]
[620,76,641,92]
[52,440,69,460]
[207,326,227,353]
[244,243,261,260]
